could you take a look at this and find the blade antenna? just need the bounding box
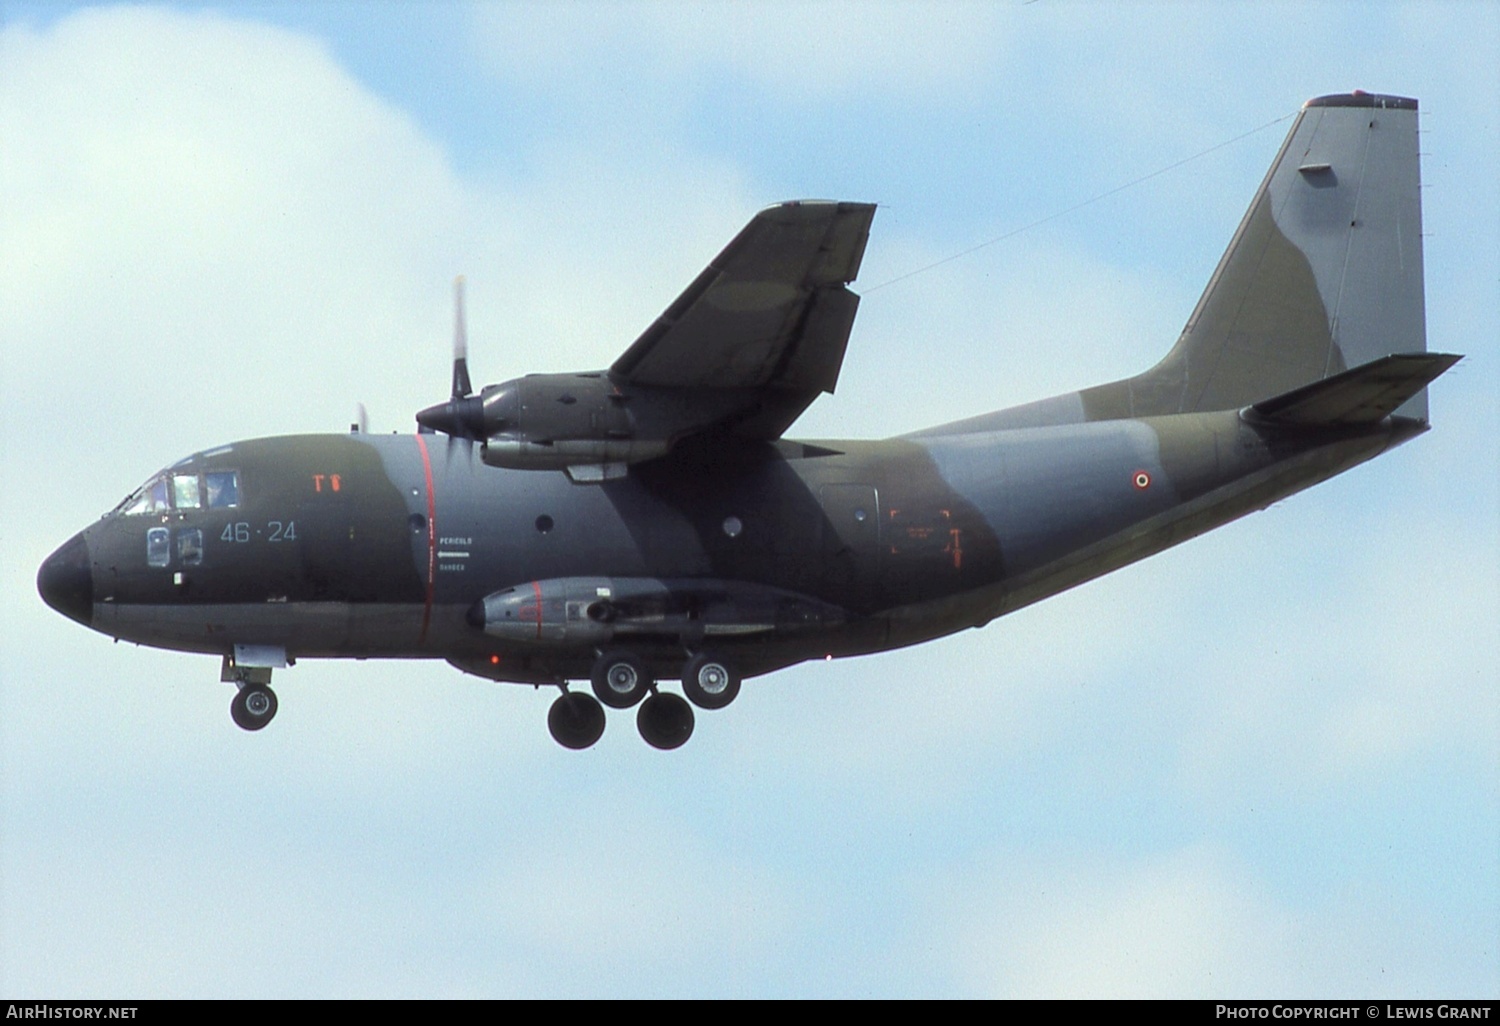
[452,275,472,400]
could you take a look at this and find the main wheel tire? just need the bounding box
[590,650,651,709]
[230,684,278,731]
[681,652,741,710]
[636,692,694,750]
[547,691,606,750]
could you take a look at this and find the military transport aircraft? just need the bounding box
[38,92,1458,750]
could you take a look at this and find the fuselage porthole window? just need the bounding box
[146,527,170,567]
[177,528,203,566]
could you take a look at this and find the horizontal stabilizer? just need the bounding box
[1248,352,1461,426]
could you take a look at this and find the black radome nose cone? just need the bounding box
[38,532,94,627]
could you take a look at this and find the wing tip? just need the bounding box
[1303,90,1417,111]
[758,199,878,219]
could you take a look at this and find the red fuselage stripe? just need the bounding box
[531,579,543,641]
[414,434,438,643]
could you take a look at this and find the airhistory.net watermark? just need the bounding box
[5,1007,138,1020]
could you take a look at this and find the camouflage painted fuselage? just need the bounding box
[58,406,1418,685]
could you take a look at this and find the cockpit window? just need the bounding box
[173,474,201,510]
[205,472,239,509]
[121,475,172,516]
[117,470,240,515]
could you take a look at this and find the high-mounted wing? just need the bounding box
[610,200,876,435]
[416,200,876,479]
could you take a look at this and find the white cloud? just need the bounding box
[933,840,1499,997]
[941,847,1293,997]
[1,7,466,463]
[0,5,765,496]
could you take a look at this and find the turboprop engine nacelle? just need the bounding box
[471,577,846,646]
[477,373,657,472]
[421,371,670,470]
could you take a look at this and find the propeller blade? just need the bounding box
[445,430,472,466]
[416,274,486,439]
[452,275,472,400]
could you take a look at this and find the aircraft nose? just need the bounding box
[37,531,94,627]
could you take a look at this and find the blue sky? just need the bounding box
[2,1,1496,998]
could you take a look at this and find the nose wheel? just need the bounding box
[230,684,278,731]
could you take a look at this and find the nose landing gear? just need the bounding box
[221,652,282,731]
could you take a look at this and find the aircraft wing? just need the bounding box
[610,200,876,437]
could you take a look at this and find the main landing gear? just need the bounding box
[636,691,694,750]
[543,649,743,751]
[547,690,606,750]
[590,650,650,709]
[681,652,741,710]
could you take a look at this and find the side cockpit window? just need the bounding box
[118,470,239,515]
[205,471,239,509]
[173,474,201,510]
[121,475,172,516]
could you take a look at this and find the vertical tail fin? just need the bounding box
[1082,91,1431,421]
